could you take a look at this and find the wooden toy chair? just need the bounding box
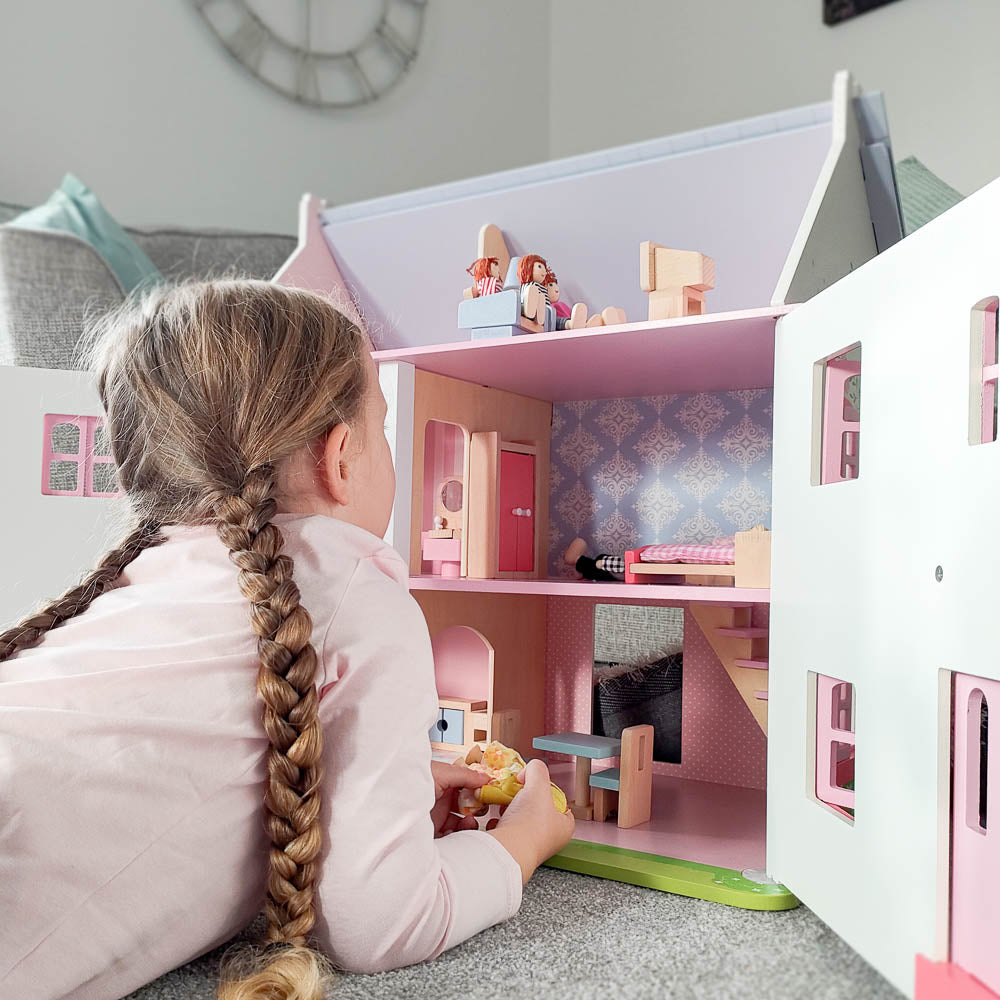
[640,241,715,320]
[589,724,654,828]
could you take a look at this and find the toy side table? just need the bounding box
[533,732,623,821]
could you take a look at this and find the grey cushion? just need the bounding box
[0,197,296,370]
[0,226,124,369]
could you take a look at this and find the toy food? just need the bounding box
[453,741,569,815]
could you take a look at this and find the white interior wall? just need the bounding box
[0,3,550,232]
[1,1,991,236]
[548,0,996,199]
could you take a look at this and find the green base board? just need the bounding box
[543,839,799,911]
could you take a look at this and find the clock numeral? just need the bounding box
[296,52,321,103]
[376,21,416,68]
[228,16,269,72]
[348,53,376,103]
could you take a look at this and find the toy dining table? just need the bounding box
[532,732,623,821]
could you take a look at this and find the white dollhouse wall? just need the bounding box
[0,366,128,629]
[768,176,1000,998]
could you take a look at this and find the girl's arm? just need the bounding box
[311,557,523,974]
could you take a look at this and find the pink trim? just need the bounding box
[952,672,1000,994]
[41,414,120,498]
[916,956,1000,1000]
[409,575,770,604]
[821,358,861,484]
[815,674,855,812]
[41,414,86,496]
[372,306,793,402]
[981,303,999,445]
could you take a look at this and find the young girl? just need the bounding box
[0,281,574,1000]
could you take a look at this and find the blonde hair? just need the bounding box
[0,279,371,998]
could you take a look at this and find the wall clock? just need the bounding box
[195,0,427,108]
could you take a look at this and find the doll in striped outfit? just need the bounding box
[466,256,503,297]
[518,253,550,324]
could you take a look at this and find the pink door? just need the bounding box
[498,451,534,573]
[952,671,1000,993]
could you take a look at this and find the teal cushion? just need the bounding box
[6,174,162,293]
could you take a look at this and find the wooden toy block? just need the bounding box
[640,241,716,321]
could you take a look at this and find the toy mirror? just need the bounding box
[441,478,463,512]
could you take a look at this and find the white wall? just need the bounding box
[548,0,997,199]
[0,2,550,232]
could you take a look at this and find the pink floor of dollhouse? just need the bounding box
[545,763,766,871]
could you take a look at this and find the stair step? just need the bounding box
[734,658,769,670]
[754,690,769,701]
[716,626,769,638]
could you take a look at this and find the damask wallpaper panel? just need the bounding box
[548,390,773,575]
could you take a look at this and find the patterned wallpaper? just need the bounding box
[548,390,774,575]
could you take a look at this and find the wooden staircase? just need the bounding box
[689,603,769,733]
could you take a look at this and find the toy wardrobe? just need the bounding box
[4,69,998,1000]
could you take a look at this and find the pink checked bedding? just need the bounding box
[635,541,736,564]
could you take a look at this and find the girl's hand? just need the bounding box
[429,760,489,838]
[487,758,575,884]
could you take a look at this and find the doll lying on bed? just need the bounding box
[563,537,626,581]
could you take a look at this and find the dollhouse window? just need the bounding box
[592,604,683,764]
[969,298,999,445]
[813,345,861,485]
[814,673,856,823]
[966,688,988,833]
[42,414,121,498]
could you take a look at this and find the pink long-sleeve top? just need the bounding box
[0,514,522,999]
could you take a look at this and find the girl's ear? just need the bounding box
[320,423,352,506]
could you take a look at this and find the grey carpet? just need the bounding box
[126,867,904,1000]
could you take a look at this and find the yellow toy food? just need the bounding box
[454,741,569,815]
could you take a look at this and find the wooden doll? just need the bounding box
[545,270,573,330]
[466,256,503,297]
[518,253,550,324]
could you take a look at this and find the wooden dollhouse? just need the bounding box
[3,70,996,1000]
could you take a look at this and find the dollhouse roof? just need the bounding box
[316,72,891,351]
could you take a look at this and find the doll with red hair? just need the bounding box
[466,256,502,297]
[518,253,550,325]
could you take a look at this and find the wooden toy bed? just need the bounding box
[624,525,771,588]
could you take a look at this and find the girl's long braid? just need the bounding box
[213,465,324,947]
[0,520,165,662]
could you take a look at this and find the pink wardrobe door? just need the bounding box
[498,451,534,573]
[515,455,535,572]
[498,451,519,572]
[952,671,1000,993]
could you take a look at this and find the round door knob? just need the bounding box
[524,508,532,517]
[512,507,523,516]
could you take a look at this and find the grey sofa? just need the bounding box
[0,198,296,369]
